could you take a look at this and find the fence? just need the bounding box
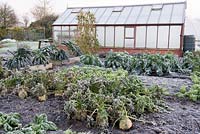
[5,29,45,41]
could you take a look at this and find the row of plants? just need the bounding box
[177,71,200,102]
[0,112,57,134]
[63,66,168,130]
[4,45,69,70]
[80,51,199,76]
[0,65,168,130]
[0,69,68,101]
[172,51,200,102]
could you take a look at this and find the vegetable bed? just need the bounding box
[0,76,199,134]
[1,49,200,133]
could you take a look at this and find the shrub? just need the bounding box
[8,27,24,41]
[75,11,99,54]
[0,27,7,40]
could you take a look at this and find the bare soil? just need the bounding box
[0,76,200,134]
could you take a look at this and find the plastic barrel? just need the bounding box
[183,35,195,52]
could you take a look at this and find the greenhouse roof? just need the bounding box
[53,2,186,26]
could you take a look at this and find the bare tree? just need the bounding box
[22,14,29,28]
[31,0,53,20]
[0,3,18,28]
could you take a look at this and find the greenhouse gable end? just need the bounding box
[53,2,186,56]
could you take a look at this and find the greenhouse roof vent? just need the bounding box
[71,8,82,13]
[151,4,163,10]
[113,7,124,12]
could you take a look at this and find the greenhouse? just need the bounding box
[53,2,186,56]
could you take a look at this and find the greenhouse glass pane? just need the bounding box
[71,18,78,24]
[89,8,98,14]
[106,12,121,24]
[148,10,161,24]
[54,31,61,42]
[62,32,70,42]
[105,26,114,47]
[126,6,142,24]
[116,7,132,24]
[125,39,134,48]
[62,26,69,32]
[82,8,89,12]
[136,6,152,24]
[136,27,146,48]
[71,8,89,24]
[159,5,173,23]
[69,26,78,39]
[63,13,77,24]
[157,26,169,48]
[171,4,185,23]
[95,8,106,22]
[98,8,113,24]
[53,9,72,25]
[96,27,105,46]
[146,26,157,48]
[125,27,134,38]
[169,26,181,48]
[53,26,61,31]
[115,27,124,48]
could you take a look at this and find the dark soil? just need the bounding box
[0,76,200,134]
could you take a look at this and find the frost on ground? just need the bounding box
[138,75,193,94]
[0,76,199,134]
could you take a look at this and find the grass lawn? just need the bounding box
[0,41,39,54]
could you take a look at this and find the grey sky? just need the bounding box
[0,0,199,22]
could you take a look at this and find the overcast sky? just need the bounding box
[0,0,199,22]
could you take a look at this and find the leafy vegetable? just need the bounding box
[181,51,200,72]
[64,66,167,129]
[32,50,49,65]
[5,48,32,69]
[41,45,69,61]
[105,51,134,72]
[82,51,189,76]
[5,114,57,134]
[80,54,103,67]
[177,72,200,101]
[62,40,83,56]
[0,112,21,132]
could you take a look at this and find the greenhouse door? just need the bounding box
[124,27,135,48]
